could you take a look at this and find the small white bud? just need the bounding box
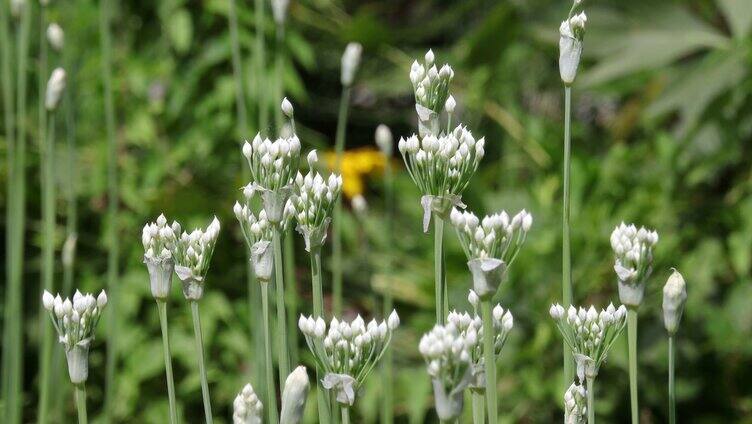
[445,95,456,113]
[45,68,67,110]
[341,42,363,86]
[42,291,55,310]
[47,23,64,51]
[281,97,294,117]
[387,310,400,330]
[375,124,393,156]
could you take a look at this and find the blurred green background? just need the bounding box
[2,0,752,422]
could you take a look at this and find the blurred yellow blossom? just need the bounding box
[324,147,385,198]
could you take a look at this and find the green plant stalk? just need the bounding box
[273,227,291,384]
[668,335,675,424]
[341,406,350,424]
[157,300,179,424]
[38,112,56,424]
[190,301,214,424]
[332,85,352,316]
[261,282,280,424]
[628,308,638,424]
[434,215,446,325]
[284,231,299,365]
[99,0,119,419]
[380,158,394,424]
[75,383,88,424]
[310,247,332,424]
[586,377,594,424]
[472,391,485,424]
[254,0,268,130]
[481,300,497,424]
[562,85,574,387]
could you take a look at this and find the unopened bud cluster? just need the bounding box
[549,303,627,379]
[242,134,301,193]
[290,153,343,251]
[173,217,221,300]
[298,312,399,405]
[280,366,310,424]
[564,381,587,424]
[662,269,687,335]
[610,222,658,306]
[340,42,362,87]
[409,50,454,115]
[451,208,532,261]
[232,383,263,424]
[559,0,588,85]
[142,214,180,299]
[45,67,67,110]
[233,195,283,282]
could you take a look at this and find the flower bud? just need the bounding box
[47,23,64,51]
[42,290,55,310]
[340,42,362,86]
[375,124,393,156]
[271,0,289,25]
[445,95,456,113]
[280,366,309,424]
[558,13,586,85]
[45,68,67,110]
[662,269,687,335]
[281,97,294,117]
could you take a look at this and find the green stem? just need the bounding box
[586,377,594,424]
[332,85,352,316]
[100,0,119,419]
[341,406,350,424]
[481,300,497,424]
[285,231,298,365]
[628,308,638,424]
[273,227,290,384]
[261,282,280,424]
[157,301,179,424]
[381,159,394,424]
[254,0,268,130]
[75,383,88,424]
[274,24,285,131]
[227,0,248,137]
[310,247,331,423]
[562,85,574,387]
[668,335,675,424]
[472,391,485,424]
[434,215,446,325]
[190,301,214,424]
[38,111,56,424]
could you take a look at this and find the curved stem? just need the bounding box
[562,85,574,387]
[482,300,497,424]
[380,152,395,424]
[668,335,676,424]
[434,215,446,324]
[273,227,290,383]
[586,377,595,424]
[75,383,88,424]
[190,301,213,424]
[472,391,485,424]
[261,282,280,424]
[628,308,638,424]
[157,300,179,424]
[332,85,352,316]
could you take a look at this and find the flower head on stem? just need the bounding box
[610,222,658,306]
[142,214,180,299]
[280,366,310,424]
[564,381,587,424]
[233,383,263,424]
[559,0,588,85]
[662,269,687,335]
[340,42,362,87]
[172,217,220,300]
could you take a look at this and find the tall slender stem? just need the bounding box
[254,0,268,131]
[75,383,88,424]
[472,391,486,424]
[261,282,280,424]
[586,377,594,424]
[481,300,497,424]
[627,308,639,424]
[562,85,574,387]
[38,111,56,424]
[273,227,290,383]
[284,231,298,365]
[310,247,331,423]
[99,0,119,419]
[157,300,179,424]
[381,158,394,424]
[434,215,446,325]
[668,335,676,424]
[341,406,351,424]
[332,85,352,316]
[190,301,214,424]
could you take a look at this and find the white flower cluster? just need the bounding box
[662,269,687,335]
[142,214,179,262]
[610,222,658,285]
[173,217,221,300]
[232,383,263,424]
[280,366,310,424]
[242,134,301,193]
[549,303,627,380]
[290,151,343,251]
[43,289,108,352]
[234,201,275,248]
[341,42,362,86]
[564,381,587,424]
[298,312,399,405]
[398,125,484,198]
[450,208,532,261]
[559,3,588,85]
[233,192,284,282]
[410,50,454,115]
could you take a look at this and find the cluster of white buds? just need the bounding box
[280,366,310,424]
[559,0,588,85]
[662,269,687,335]
[340,42,362,87]
[375,124,393,157]
[290,151,343,251]
[299,312,399,406]
[610,222,658,306]
[42,289,108,384]
[451,208,532,297]
[410,50,455,118]
[564,381,588,424]
[45,67,66,111]
[418,322,472,420]
[233,191,285,282]
[549,303,627,380]
[47,22,64,51]
[232,383,263,424]
[142,214,180,299]
[173,217,221,300]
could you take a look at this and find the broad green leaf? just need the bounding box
[717,0,752,38]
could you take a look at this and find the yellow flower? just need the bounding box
[324,147,386,198]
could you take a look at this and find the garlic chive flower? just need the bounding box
[375,124,393,157]
[610,222,658,307]
[173,217,221,300]
[47,22,64,51]
[43,289,108,384]
[142,214,180,300]
[662,269,687,335]
[559,0,587,85]
[242,133,301,224]
[450,209,532,298]
[298,312,399,406]
[410,50,455,135]
[549,303,627,381]
[290,151,343,251]
[271,0,289,25]
[564,381,588,424]
[340,42,362,87]
[45,67,67,111]
[418,321,472,421]
[233,383,263,424]
[280,366,310,424]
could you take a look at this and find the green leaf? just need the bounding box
[717,0,752,38]
[168,9,193,54]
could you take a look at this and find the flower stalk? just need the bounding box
[190,301,214,424]
[157,300,179,424]
[562,84,574,386]
[481,300,498,424]
[586,378,594,424]
[75,384,88,424]
[273,225,291,383]
[663,269,686,424]
[261,281,280,424]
